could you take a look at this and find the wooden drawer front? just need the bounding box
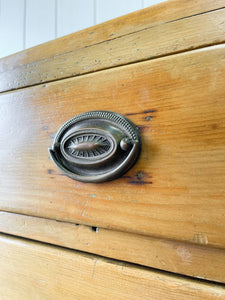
[1,45,225,248]
[2,212,225,284]
[1,234,225,300]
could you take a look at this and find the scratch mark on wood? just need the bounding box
[175,245,192,265]
[191,233,208,245]
[92,259,98,279]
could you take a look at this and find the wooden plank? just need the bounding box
[25,0,55,49]
[0,0,224,91]
[1,234,225,299]
[1,212,225,284]
[0,0,25,58]
[96,0,142,23]
[1,8,225,93]
[0,46,225,248]
[57,0,95,38]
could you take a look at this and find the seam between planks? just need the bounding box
[1,210,225,251]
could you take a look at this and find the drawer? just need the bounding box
[1,234,225,300]
[1,44,225,245]
[1,0,225,289]
[2,212,225,284]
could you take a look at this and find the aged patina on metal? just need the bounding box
[49,111,141,183]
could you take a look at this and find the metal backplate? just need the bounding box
[49,111,141,183]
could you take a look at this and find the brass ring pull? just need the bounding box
[49,111,141,183]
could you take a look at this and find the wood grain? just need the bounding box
[0,0,225,92]
[0,46,225,248]
[1,211,225,284]
[1,234,225,299]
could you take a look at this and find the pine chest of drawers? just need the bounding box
[1,0,225,298]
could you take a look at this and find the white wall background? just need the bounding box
[0,0,165,59]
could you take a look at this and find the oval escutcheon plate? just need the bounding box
[49,111,141,183]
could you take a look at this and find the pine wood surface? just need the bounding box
[0,1,224,92]
[1,0,225,291]
[1,45,225,248]
[1,234,225,300]
[1,211,225,284]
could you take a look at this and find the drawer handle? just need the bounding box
[49,111,141,183]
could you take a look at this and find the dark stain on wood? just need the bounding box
[48,169,55,174]
[136,125,149,134]
[48,168,66,177]
[211,123,219,130]
[125,109,157,117]
[129,180,152,185]
[143,109,157,114]
[124,171,153,185]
